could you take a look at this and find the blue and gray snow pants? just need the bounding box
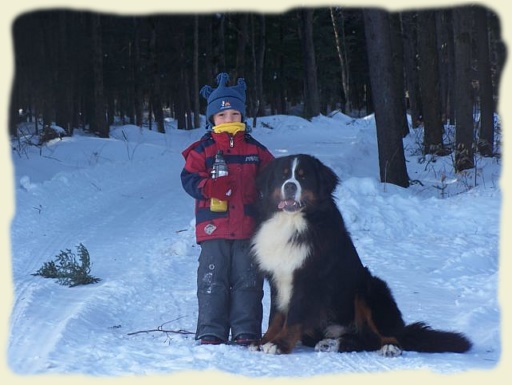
[195,238,264,342]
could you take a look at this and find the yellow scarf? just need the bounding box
[212,122,246,135]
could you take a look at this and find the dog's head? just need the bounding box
[256,154,339,215]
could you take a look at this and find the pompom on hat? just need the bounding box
[200,72,247,128]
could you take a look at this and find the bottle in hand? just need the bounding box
[210,150,229,212]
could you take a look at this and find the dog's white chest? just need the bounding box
[252,212,310,311]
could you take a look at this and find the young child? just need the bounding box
[181,73,274,345]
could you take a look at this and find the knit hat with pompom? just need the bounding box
[200,73,246,128]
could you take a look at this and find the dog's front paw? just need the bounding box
[260,342,282,354]
[379,344,402,357]
[315,338,340,352]
[248,343,261,352]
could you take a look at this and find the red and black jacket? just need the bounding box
[181,131,274,243]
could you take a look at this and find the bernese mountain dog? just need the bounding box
[249,154,472,356]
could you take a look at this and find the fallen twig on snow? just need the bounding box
[127,318,194,336]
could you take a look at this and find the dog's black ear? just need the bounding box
[315,158,339,196]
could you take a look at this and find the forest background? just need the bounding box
[6,1,508,189]
[1,0,511,384]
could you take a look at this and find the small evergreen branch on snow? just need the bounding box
[32,243,101,287]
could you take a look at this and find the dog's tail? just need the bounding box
[397,322,472,353]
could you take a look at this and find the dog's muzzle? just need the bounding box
[278,181,303,212]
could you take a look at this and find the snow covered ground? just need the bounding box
[4,111,506,384]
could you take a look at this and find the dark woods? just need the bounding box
[10,6,506,185]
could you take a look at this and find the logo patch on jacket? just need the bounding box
[245,155,260,163]
[204,224,217,235]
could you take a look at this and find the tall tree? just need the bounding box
[90,13,108,138]
[173,19,193,130]
[217,14,227,71]
[54,11,74,135]
[453,7,475,171]
[400,11,421,128]
[299,9,320,119]
[487,11,506,103]
[266,14,291,115]
[389,12,409,138]
[148,17,165,133]
[132,18,143,127]
[343,9,370,116]
[38,12,57,131]
[10,12,37,135]
[436,10,456,125]
[193,15,201,128]
[251,14,266,126]
[234,13,249,79]
[473,5,495,156]
[417,10,445,155]
[363,8,409,188]
[203,15,215,85]
[329,7,351,113]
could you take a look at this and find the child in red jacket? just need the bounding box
[181,73,274,345]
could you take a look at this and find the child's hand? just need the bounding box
[203,176,234,200]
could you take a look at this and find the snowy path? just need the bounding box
[7,117,501,377]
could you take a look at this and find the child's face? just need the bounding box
[212,109,242,125]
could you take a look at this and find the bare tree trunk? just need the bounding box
[90,14,108,138]
[251,14,266,127]
[276,17,287,115]
[453,7,475,172]
[417,10,445,155]
[193,15,201,128]
[401,11,421,129]
[54,12,73,135]
[204,16,214,82]
[256,15,266,115]
[389,12,409,138]
[473,6,494,156]
[9,80,21,137]
[329,8,350,113]
[446,26,456,127]
[217,14,226,71]
[183,68,193,130]
[436,10,455,126]
[174,27,189,130]
[363,8,409,188]
[299,8,320,119]
[149,17,165,133]
[234,13,248,79]
[38,13,55,131]
[132,18,143,127]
